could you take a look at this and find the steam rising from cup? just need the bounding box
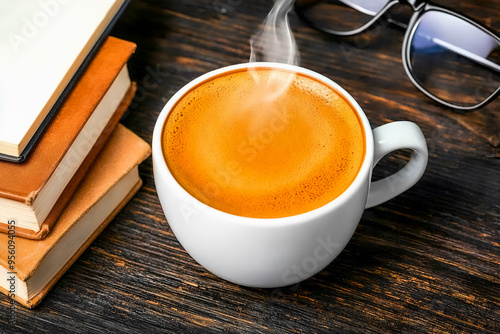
[247,0,300,105]
[249,0,300,65]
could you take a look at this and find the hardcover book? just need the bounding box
[0,124,151,308]
[0,37,137,238]
[0,0,130,161]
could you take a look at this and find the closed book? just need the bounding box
[0,0,131,161]
[0,124,151,308]
[0,37,137,237]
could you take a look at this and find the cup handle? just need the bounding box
[365,121,428,209]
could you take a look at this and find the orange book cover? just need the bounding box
[0,125,151,308]
[0,37,137,239]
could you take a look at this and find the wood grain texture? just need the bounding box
[1,0,498,333]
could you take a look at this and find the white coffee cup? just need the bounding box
[152,62,428,288]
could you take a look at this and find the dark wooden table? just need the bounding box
[2,0,499,332]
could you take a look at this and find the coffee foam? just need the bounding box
[163,68,365,218]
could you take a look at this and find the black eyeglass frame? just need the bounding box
[295,0,500,110]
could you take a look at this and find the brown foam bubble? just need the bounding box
[162,67,365,218]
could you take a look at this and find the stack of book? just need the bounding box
[0,1,150,308]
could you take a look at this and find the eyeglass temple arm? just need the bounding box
[432,38,500,72]
[338,0,377,16]
[340,1,411,30]
[387,17,408,30]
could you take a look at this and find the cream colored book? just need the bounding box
[0,124,151,308]
[0,0,128,158]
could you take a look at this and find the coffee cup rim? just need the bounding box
[153,62,375,227]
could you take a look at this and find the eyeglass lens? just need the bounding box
[409,11,499,108]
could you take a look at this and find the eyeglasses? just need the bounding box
[294,0,500,110]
